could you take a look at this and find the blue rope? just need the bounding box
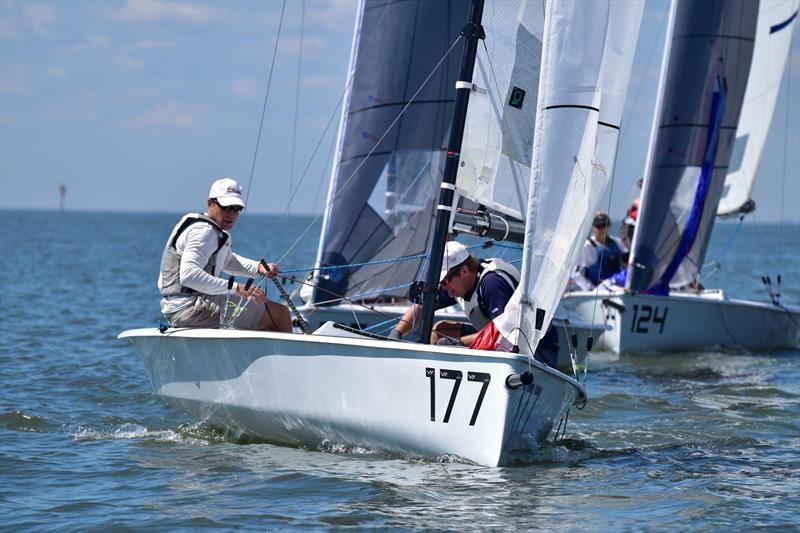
[491,243,523,251]
[364,316,400,332]
[717,215,744,264]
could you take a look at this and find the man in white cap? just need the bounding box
[389,241,558,356]
[157,178,292,331]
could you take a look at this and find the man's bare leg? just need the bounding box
[259,301,293,333]
[431,320,463,344]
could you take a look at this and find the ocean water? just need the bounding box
[1,210,798,530]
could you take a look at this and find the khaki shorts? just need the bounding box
[167,294,265,330]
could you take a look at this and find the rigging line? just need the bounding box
[244,0,287,209]
[779,44,793,244]
[257,0,396,261]
[279,240,487,275]
[277,273,412,322]
[618,16,666,216]
[288,0,306,199]
[274,34,466,265]
[311,133,337,213]
[586,109,624,384]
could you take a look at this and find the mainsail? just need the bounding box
[627,0,759,293]
[312,0,468,304]
[493,0,644,350]
[718,0,798,218]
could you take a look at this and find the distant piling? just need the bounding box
[59,184,66,211]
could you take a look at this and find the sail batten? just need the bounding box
[456,1,546,221]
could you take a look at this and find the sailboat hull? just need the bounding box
[564,290,800,353]
[119,328,584,466]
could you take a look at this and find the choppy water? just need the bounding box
[1,210,798,530]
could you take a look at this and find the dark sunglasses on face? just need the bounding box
[213,199,244,213]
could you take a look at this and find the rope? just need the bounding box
[700,215,744,283]
[364,316,401,333]
[244,0,287,208]
[269,276,312,334]
[288,0,306,198]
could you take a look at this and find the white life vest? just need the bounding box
[159,213,228,298]
[458,258,520,330]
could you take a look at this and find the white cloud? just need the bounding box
[305,0,357,32]
[115,53,144,69]
[88,34,110,48]
[112,0,213,23]
[22,3,56,36]
[47,65,66,80]
[0,14,21,39]
[133,102,207,128]
[132,39,174,50]
[60,34,110,55]
[0,66,28,94]
[230,78,257,98]
[301,74,343,90]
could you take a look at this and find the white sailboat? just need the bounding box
[120,0,643,466]
[565,0,800,354]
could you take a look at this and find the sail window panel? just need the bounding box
[457,1,544,220]
[726,134,749,175]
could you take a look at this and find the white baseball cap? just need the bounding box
[209,178,245,208]
[439,241,470,282]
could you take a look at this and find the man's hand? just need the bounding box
[259,261,279,279]
[388,329,402,340]
[237,283,266,304]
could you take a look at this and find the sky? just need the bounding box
[1,0,798,222]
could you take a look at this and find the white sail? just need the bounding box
[456,1,546,220]
[718,0,798,217]
[496,0,644,349]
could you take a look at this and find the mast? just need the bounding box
[418,0,485,344]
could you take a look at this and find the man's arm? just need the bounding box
[389,289,456,339]
[392,304,421,337]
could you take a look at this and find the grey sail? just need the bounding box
[627,0,758,293]
[312,0,468,304]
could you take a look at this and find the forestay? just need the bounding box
[494,0,643,350]
[627,0,758,293]
[312,0,468,304]
[718,0,798,218]
[456,1,545,220]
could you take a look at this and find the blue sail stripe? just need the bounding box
[656,71,727,292]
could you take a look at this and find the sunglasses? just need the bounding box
[213,199,244,214]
